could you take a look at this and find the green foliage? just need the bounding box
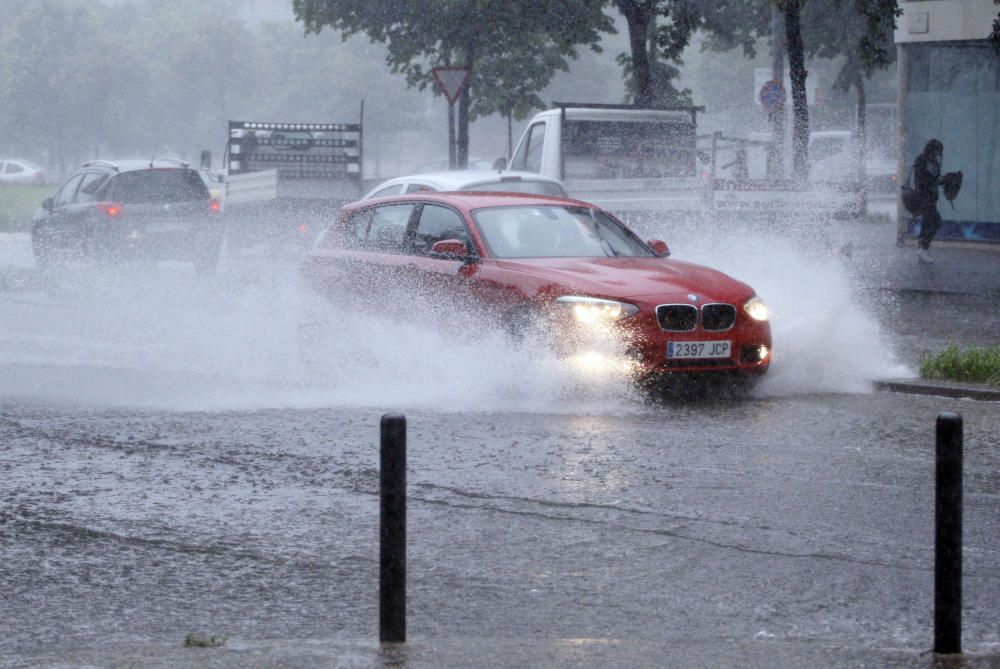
[293,0,612,121]
[183,633,226,648]
[0,185,49,232]
[0,1,437,174]
[613,0,767,108]
[920,345,1000,387]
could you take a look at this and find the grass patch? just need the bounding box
[920,345,1000,387]
[0,184,50,232]
[184,633,226,648]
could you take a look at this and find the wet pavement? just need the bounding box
[1,218,999,668]
[2,396,1000,668]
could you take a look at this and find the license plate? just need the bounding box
[667,340,731,359]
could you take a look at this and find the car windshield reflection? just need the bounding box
[473,205,654,259]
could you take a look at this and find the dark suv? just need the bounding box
[32,159,224,272]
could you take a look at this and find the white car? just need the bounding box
[0,159,47,185]
[362,170,568,200]
[809,131,896,194]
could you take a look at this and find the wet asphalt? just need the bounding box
[1,219,999,668]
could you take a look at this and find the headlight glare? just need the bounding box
[743,296,769,322]
[556,296,639,323]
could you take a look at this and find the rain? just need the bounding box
[1,1,999,667]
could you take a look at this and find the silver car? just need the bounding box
[362,169,568,200]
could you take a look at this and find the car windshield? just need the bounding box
[103,169,209,204]
[473,205,654,259]
[460,180,567,197]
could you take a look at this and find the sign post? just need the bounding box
[432,67,470,169]
[759,79,787,181]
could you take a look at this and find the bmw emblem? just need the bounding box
[687,294,698,302]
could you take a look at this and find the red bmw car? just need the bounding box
[301,192,771,391]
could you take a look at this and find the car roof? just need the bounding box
[351,190,594,210]
[77,159,195,173]
[373,169,562,191]
[0,158,43,167]
[530,107,693,123]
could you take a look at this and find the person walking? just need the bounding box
[912,139,944,263]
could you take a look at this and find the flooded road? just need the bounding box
[2,395,1000,664]
[1,226,999,666]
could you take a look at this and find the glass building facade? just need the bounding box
[903,42,1000,242]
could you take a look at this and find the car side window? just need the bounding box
[6,163,23,174]
[404,183,435,194]
[339,204,414,252]
[53,174,85,208]
[409,204,471,256]
[75,173,105,203]
[512,123,545,173]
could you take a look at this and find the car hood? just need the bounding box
[494,257,754,302]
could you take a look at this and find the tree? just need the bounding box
[775,0,809,180]
[612,0,769,108]
[293,0,611,167]
[802,0,901,189]
[0,0,140,173]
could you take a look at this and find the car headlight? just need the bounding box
[743,295,769,322]
[556,296,639,323]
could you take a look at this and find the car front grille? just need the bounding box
[656,304,698,331]
[656,303,737,332]
[701,304,736,331]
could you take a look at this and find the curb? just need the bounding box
[874,378,1000,401]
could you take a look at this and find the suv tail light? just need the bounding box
[96,202,124,218]
[208,199,221,214]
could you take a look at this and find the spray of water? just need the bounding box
[0,220,907,411]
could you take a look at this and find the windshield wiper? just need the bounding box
[584,208,620,257]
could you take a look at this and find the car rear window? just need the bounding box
[103,169,209,204]
[461,180,567,197]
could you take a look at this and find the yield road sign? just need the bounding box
[432,67,470,105]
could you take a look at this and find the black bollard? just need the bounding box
[380,413,406,643]
[934,412,963,655]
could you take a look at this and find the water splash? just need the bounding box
[0,221,908,411]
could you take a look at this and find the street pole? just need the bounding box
[379,414,406,643]
[934,412,963,655]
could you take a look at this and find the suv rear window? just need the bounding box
[103,169,209,204]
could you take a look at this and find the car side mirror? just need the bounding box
[430,239,472,261]
[492,157,507,171]
[647,239,670,257]
[42,197,54,211]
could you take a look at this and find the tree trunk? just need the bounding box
[616,1,653,106]
[457,45,473,169]
[783,0,809,182]
[854,68,868,214]
[768,5,786,181]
